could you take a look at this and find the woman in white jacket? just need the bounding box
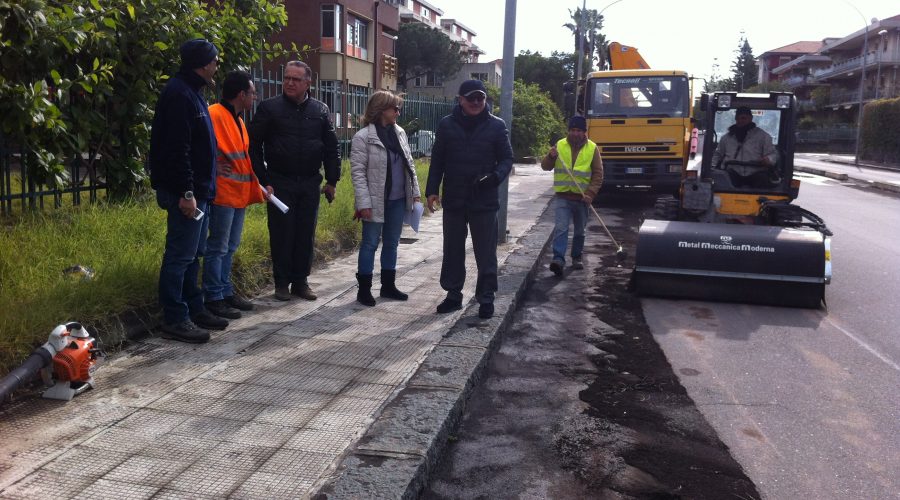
[350,91,421,306]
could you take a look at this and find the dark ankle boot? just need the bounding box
[380,269,408,300]
[356,273,376,306]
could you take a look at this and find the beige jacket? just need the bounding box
[350,124,421,222]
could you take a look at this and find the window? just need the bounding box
[414,72,442,87]
[778,56,791,67]
[346,15,368,59]
[420,6,429,18]
[586,75,690,118]
[321,5,341,52]
[470,72,488,82]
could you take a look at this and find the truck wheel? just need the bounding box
[653,195,680,221]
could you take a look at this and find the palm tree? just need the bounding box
[563,7,605,76]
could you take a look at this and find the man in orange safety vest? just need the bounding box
[202,70,267,321]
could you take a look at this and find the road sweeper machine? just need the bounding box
[632,91,833,308]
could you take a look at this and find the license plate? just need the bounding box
[626,167,643,174]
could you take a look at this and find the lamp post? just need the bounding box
[876,29,888,99]
[851,12,869,168]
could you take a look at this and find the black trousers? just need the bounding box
[267,173,321,287]
[441,208,498,305]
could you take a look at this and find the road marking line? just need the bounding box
[826,317,900,372]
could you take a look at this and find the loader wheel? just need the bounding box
[653,195,680,221]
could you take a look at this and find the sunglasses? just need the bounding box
[393,105,401,112]
[464,94,486,103]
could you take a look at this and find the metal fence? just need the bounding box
[0,67,454,215]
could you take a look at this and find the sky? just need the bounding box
[437,0,897,82]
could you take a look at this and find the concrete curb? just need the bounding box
[311,202,555,499]
[796,165,900,193]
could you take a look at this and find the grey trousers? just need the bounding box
[440,208,498,305]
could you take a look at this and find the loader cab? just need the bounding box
[699,92,799,200]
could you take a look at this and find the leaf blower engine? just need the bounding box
[0,322,103,403]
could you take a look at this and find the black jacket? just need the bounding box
[149,70,217,200]
[425,105,514,212]
[248,94,340,186]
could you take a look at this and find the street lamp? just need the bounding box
[848,7,870,168]
[876,29,888,99]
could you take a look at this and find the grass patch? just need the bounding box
[0,159,431,376]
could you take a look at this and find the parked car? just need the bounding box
[408,130,435,158]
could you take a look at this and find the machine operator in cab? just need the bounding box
[711,106,777,188]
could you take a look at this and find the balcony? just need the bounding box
[828,87,900,106]
[814,52,900,81]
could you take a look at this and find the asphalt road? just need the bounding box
[643,167,900,499]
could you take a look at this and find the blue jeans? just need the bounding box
[156,190,209,325]
[202,204,246,302]
[357,198,405,275]
[551,196,588,264]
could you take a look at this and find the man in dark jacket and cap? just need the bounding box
[425,79,514,319]
[149,38,226,343]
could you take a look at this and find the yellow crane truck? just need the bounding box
[564,43,693,194]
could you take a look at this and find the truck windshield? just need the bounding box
[585,76,689,118]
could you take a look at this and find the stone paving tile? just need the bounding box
[199,365,258,384]
[169,416,245,441]
[101,455,190,488]
[149,392,267,422]
[257,448,334,476]
[252,371,322,390]
[285,376,350,395]
[275,321,328,338]
[282,428,358,455]
[0,469,94,499]
[305,411,373,434]
[354,367,413,386]
[245,334,310,359]
[304,362,363,381]
[252,405,319,428]
[222,383,289,405]
[196,442,277,471]
[228,471,316,500]
[341,381,397,401]
[72,478,159,500]
[277,389,335,410]
[150,488,219,499]
[173,378,237,398]
[323,395,385,416]
[81,427,153,454]
[42,446,131,477]
[116,409,191,437]
[139,433,220,462]
[226,422,297,448]
[163,463,254,498]
[351,333,405,349]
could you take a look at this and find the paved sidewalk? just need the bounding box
[795,153,900,193]
[0,166,557,499]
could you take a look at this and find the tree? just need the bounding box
[514,50,571,111]
[563,7,604,75]
[746,81,790,93]
[396,23,465,89]
[488,80,565,158]
[731,36,757,91]
[0,0,290,197]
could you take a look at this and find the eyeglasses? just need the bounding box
[393,106,401,112]
[463,94,486,103]
[283,76,308,84]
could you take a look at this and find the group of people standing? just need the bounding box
[149,39,517,344]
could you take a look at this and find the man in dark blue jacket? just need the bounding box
[426,80,514,319]
[149,38,225,343]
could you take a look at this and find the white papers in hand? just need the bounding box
[260,184,289,213]
[404,201,424,233]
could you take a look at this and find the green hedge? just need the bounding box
[861,97,900,164]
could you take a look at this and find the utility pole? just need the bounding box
[497,0,516,243]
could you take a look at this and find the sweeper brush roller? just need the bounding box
[633,220,830,308]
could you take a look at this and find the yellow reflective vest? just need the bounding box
[209,103,265,208]
[554,138,596,194]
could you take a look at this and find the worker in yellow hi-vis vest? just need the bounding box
[541,116,604,277]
